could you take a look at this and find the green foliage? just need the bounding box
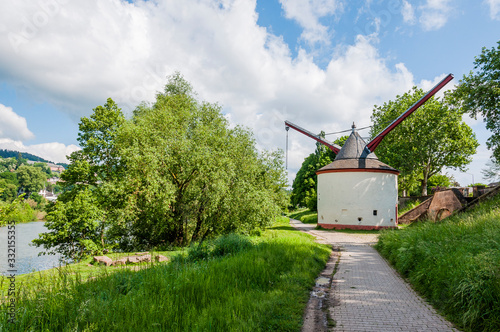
[448,40,500,162]
[376,194,500,331]
[0,149,50,163]
[16,165,47,196]
[397,199,421,216]
[427,173,453,193]
[0,157,17,172]
[0,194,35,226]
[36,73,287,259]
[181,233,255,262]
[112,73,287,248]
[0,179,17,202]
[288,208,318,224]
[33,162,52,177]
[370,87,478,196]
[482,159,500,182]
[291,135,346,210]
[2,225,331,331]
[33,189,104,262]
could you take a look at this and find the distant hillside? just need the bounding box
[0,149,68,168]
[0,149,50,162]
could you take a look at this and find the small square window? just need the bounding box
[373,210,378,216]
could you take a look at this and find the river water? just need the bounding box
[0,221,62,276]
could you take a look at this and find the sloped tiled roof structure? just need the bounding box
[316,125,399,174]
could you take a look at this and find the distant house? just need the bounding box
[47,163,65,173]
[47,177,60,185]
[38,188,58,202]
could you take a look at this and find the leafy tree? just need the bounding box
[113,73,287,248]
[0,157,17,173]
[0,171,19,187]
[33,162,52,177]
[16,165,46,197]
[0,179,18,202]
[35,73,287,256]
[60,98,125,196]
[40,98,126,255]
[481,160,500,183]
[0,193,27,226]
[427,173,453,194]
[33,189,104,261]
[290,135,347,211]
[448,40,500,162]
[370,87,478,196]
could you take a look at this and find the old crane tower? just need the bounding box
[286,74,454,230]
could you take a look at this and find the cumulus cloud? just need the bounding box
[485,0,500,19]
[278,0,342,45]
[0,138,80,164]
[401,1,416,24]
[418,0,453,31]
[0,104,34,141]
[0,0,444,183]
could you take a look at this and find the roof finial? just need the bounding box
[352,122,356,132]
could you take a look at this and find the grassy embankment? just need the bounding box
[288,208,318,224]
[376,194,500,332]
[1,217,331,331]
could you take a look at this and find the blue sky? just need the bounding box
[0,0,499,186]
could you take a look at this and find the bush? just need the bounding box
[183,233,254,262]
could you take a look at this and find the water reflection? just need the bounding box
[0,221,62,276]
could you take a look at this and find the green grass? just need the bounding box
[1,218,331,331]
[376,194,500,332]
[398,199,422,216]
[288,208,318,224]
[0,250,181,296]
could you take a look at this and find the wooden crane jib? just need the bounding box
[285,73,454,155]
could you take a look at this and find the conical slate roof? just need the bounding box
[317,126,399,174]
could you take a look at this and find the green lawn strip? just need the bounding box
[287,208,318,224]
[376,194,500,332]
[0,250,181,298]
[1,220,331,331]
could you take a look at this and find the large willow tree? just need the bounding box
[114,73,287,247]
[35,73,287,258]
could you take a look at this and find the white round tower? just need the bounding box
[316,125,399,230]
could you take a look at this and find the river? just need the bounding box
[0,221,62,276]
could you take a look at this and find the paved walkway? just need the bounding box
[289,219,459,332]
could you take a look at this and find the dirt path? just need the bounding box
[290,219,459,332]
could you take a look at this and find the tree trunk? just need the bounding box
[421,166,430,196]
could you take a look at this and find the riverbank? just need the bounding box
[0,218,331,331]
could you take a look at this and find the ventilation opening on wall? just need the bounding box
[373,210,378,216]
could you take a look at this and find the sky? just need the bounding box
[0,0,499,187]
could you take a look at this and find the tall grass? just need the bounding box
[288,208,318,224]
[1,222,330,331]
[376,195,500,332]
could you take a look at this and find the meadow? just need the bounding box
[0,217,331,331]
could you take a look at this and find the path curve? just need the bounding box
[289,219,459,332]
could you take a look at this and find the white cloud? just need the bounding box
[485,0,500,19]
[0,138,80,164]
[278,0,342,45]
[0,104,34,141]
[401,1,416,24]
[418,0,453,31]
[0,0,445,185]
